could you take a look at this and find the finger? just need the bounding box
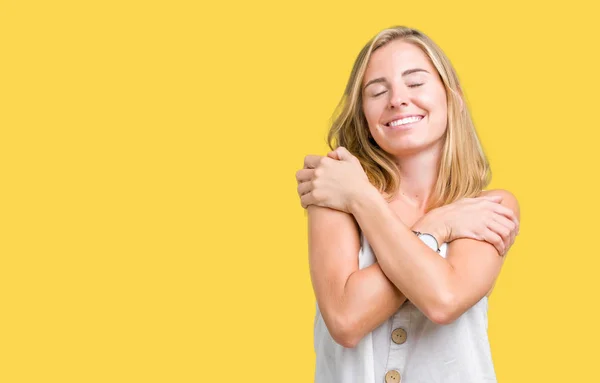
[486,219,511,254]
[482,200,517,224]
[296,168,315,184]
[297,181,312,197]
[300,193,311,209]
[499,228,516,255]
[492,214,517,249]
[507,221,518,252]
[301,192,321,209]
[507,229,516,253]
[491,203,520,227]
[478,195,503,203]
[482,229,505,255]
[491,214,517,235]
[303,155,325,169]
[327,151,340,160]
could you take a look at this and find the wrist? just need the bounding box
[349,183,381,215]
[411,220,446,247]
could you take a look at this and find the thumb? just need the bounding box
[327,150,340,160]
[335,146,354,161]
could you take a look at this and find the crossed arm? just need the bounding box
[348,188,519,324]
[301,147,521,347]
[308,205,407,348]
[309,187,519,348]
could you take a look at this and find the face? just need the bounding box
[361,40,448,158]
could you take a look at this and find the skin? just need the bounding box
[296,40,520,348]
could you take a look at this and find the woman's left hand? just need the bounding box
[295,147,374,213]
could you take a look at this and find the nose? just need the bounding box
[389,86,409,109]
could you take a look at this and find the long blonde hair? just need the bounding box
[327,26,490,211]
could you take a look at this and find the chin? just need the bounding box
[378,137,425,153]
[381,139,442,158]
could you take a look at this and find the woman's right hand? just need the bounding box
[413,195,520,256]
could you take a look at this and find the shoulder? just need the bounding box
[479,189,520,217]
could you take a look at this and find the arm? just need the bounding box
[350,188,520,325]
[306,197,502,346]
[308,204,407,348]
[298,152,518,332]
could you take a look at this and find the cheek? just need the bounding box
[419,90,447,121]
[417,91,442,109]
[362,101,383,128]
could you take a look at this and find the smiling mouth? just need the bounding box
[385,116,423,127]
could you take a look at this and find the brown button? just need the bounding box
[391,328,407,344]
[385,370,401,383]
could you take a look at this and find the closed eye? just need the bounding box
[408,83,424,88]
[373,90,388,97]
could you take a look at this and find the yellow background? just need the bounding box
[1,0,599,382]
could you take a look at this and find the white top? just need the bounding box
[314,233,497,383]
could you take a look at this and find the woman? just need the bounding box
[295,26,520,382]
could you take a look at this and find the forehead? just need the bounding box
[364,40,435,80]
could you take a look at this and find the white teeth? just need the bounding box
[388,116,422,127]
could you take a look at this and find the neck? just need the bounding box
[393,145,442,210]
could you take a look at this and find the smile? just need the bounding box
[385,115,423,127]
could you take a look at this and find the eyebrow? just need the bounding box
[363,68,430,90]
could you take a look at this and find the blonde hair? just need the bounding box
[327,26,490,211]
